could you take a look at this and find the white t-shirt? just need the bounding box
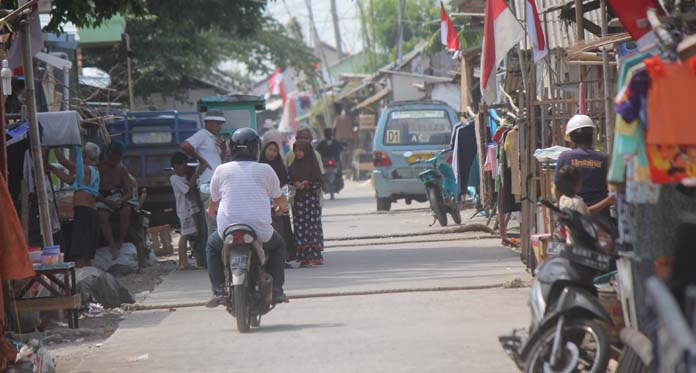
[185,129,221,185]
[170,175,199,220]
[210,161,281,243]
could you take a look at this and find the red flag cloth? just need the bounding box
[440,2,460,52]
[481,0,524,103]
[525,0,547,62]
[578,82,587,114]
[268,67,287,105]
[607,0,664,47]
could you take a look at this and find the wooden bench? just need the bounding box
[11,263,81,328]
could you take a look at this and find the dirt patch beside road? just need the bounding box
[37,260,177,372]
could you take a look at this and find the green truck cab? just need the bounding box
[197,94,266,137]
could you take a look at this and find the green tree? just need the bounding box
[17,0,317,101]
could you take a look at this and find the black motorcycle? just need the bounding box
[221,224,275,333]
[500,200,616,372]
[323,158,344,200]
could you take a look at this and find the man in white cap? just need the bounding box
[556,114,614,216]
[181,109,226,235]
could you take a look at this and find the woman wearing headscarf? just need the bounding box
[260,131,296,265]
[288,140,325,267]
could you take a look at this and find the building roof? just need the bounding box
[78,15,125,47]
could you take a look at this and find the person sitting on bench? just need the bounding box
[96,141,133,260]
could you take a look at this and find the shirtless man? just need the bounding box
[97,142,133,259]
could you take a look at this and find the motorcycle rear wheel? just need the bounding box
[427,186,447,227]
[525,319,609,373]
[234,284,251,333]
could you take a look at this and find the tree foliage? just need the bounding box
[361,0,482,70]
[35,0,317,101]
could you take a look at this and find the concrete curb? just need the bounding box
[325,223,495,242]
[122,283,506,312]
[324,234,500,248]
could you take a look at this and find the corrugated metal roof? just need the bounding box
[512,0,604,51]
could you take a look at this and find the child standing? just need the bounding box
[170,152,204,269]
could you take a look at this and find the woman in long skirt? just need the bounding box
[259,132,296,265]
[288,140,325,267]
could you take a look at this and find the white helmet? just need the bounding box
[565,114,595,137]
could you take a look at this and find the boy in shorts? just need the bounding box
[170,152,204,269]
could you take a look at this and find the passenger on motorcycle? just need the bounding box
[204,128,290,308]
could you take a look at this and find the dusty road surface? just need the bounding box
[66,181,530,373]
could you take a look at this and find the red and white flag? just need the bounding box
[268,67,286,104]
[481,0,524,104]
[607,0,664,48]
[526,0,547,62]
[440,2,460,52]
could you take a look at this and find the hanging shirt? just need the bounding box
[645,57,696,146]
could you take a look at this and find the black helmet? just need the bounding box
[230,127,261,160]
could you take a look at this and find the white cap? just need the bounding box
[565,114,595,137]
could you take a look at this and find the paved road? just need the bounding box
[70,181,530,373]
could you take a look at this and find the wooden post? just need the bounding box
[474,112,490,210]
[21,16,53,247]
[600,0,613,152]
[0,66,6,179]
[460,56,470,121]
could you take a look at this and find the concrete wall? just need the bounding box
[431,83,461,111]
[390,74,426,102]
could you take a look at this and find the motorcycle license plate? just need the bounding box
[229,255,249,269]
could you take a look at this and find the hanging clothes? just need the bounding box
[450,120,477,199]
[504,127,521,199]
[499,130,521,213]
[644,56,696,146]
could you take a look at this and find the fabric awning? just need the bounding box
[354,87,392,110]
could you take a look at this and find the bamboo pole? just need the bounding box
[21,16,53,247]
[600,0,613,153]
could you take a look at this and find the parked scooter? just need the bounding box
[323,158,344,200]
[499,200,616,372]
[405,149,460,226]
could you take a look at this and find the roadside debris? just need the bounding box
[14,339,55,373]
[75,267,135,309]
[503,277,532,289]
[127,353,149,362]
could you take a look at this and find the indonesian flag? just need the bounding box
[440,2,460,52]
[268,67,287,104]
[481,0,524,104]
[607,0,664,48]
[526,0,547,63]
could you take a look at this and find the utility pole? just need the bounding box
[329,0,343,57]
[396,0,405,64]
[356,0,376,72]
[21,14,53,247]
[304,0,334,129]
[124,32,135,110]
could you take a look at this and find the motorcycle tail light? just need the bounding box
[373,151,392,167]
[232,231,245,245]
[328,159,334,167]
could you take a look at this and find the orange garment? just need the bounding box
[645,56,696,146]
[0,172,36,367]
